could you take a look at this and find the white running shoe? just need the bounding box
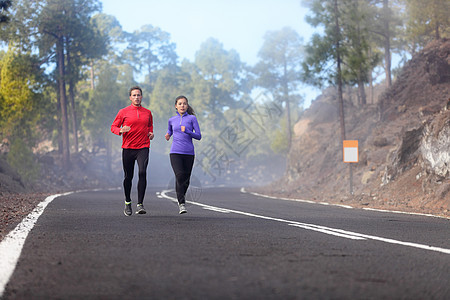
[179,203,187,214]
[136,203,146,214]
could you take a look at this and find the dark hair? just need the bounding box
[175,95,195,115]
[129,86,142,96]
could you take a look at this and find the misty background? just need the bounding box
[0,0,448,191]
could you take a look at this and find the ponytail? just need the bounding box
[187,106,195,116]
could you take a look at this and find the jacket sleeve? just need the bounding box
[185,116,201,140]
[148,111,153,134]
[166,118,173,136]
[111,110,123,135]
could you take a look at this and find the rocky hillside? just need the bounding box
[258,39,450,218]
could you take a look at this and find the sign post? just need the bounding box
[343,140,358,194]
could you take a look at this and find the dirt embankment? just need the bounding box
[0,150,119,240]
[255,39,450,218]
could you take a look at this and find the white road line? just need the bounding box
[288,224,366,240]
[243,188,446,219]
[0,192,73,298]
[203,207,232,213]
[160,189,450,255]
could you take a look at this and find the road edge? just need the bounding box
[240,188,449,220]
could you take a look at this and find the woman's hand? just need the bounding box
[165,133,171,141]
[148,132,154,140]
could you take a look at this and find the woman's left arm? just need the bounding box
[185,117,201,140]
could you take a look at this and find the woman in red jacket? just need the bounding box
[111,86,154,216]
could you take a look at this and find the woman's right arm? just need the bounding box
[165,118,173,141]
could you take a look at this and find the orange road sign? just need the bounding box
[343,140,358,163]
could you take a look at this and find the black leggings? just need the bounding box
[170,153,195,204]
[122,148,149,204]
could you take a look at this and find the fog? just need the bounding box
[105,111,287,192]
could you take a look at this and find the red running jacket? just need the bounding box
[111,105,153,149]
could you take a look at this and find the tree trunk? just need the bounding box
[383,0,392,88]
[283,63,292,150]
[334,0,346,142]
[435,23,440,40]
[368,47,374,104]
[358,72,367,106]
[90,60,95,89]
[334,0,352,194]
[57,36,70,169]
[355,8,366,107]
[434,14,440,40]
[55,82,63,155]
[68,82,79,153]
[66,43,79,153]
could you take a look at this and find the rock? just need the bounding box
[361,171,374,185]
[420,111,450,178]
[373,137,389,147]
[397,105,406,113]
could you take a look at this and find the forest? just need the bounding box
[0,0,448,187]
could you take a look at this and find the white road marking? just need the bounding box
[160,189,450,255]
[288,224,366,240]
[202,206,232,213]
[0,188,121,296]
[243,188,446,219]
[0,192,73,297]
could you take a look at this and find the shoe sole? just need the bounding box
[136,210,146,214]
[179,210,187,214]
[124,210,132,216]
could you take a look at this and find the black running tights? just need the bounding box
[170,153,195,204]
[122,148,149,204]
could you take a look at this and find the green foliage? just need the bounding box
[0,0,12,23]
[303,1,361,84]
[303,0,387,106]
[193,38,244,124]
[0,0,40,48]
[271,128,290,154]
[0,44,45,146]
[405,0,449,49]
[123,24,178,89]
[253,27,305,149]
[302,0,341,87]
[149,66,193,152]
[366,0,404,51]
[254,27,304,100]
[6,138,39,181]
[80,61,126,150]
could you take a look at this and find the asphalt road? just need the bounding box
[2,187,449,299]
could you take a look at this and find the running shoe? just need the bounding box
[179,203,187,214]
[124,202,132,216]
[136,203,146,214]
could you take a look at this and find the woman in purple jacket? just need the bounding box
[165,95,202,214]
